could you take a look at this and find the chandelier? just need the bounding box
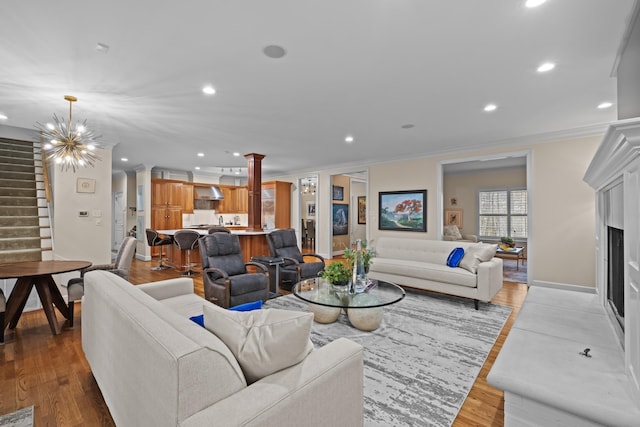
[36,95,101,172]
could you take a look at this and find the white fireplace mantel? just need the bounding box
[584,117,640,400]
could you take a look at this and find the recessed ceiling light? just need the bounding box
[195,166,201,170]
[537,62,555,73]
[484,104,498,112]
[263,45,286,59]
[202,85,216,95]
[121,158,128,162]
[0,113,7,120]
[345,135,354,143]
[597,102,613,109]
[197,152,204,157]
[233,152,240,157]
[401,124,415,129]
[525,0,547,8]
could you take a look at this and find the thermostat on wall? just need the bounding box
[78,211,89,217]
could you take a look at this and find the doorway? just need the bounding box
[330,171,367,258]
[299,176,317,252]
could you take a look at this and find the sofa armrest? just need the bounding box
[461,234,478,243]
[476,257,504,302]
[137,278,195,300]
[180,337,364,427]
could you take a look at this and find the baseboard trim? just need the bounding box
[529,280,597,294]
[135,254,151,262]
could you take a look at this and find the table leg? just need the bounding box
[33,275,62,335]
[6,277,34,329]
[45,275,71,320]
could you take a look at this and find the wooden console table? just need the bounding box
[0,260,91,335]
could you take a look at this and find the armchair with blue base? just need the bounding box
[198,232,269,308]
[266,228,325,291]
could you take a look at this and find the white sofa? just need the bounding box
[368,237,503,309]
[81,270,364,427]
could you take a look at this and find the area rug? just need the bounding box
[0,406,33,427]
[265,289,511,427]
[502,258,528,283]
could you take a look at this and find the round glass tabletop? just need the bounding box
[292,277,405,309]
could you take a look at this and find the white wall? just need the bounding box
[52,146,113,264]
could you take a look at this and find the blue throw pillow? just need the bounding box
[189,314,205,327]
[190,300,263,328]
[229,300,263,312]
[447,247,465,268]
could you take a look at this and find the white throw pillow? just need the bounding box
[202,303,314,384]
[459,243,498,274]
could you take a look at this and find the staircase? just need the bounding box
[0,137,52,263]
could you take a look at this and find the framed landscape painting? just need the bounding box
[378,190,426,232]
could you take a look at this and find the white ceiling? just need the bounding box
[0,0,636,178]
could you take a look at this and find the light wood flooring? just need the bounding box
[0,258,528,426]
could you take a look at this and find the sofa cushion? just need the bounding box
[203,304,314,384]
[369,258,477,288]
[459,243,498,274]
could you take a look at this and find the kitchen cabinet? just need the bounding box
[151,179,185,256]
[217,186,248,213]
[152,180,183,206]
[181,184,194,214]
[261,181,291,229]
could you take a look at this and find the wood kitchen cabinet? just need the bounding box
[181,184,194,213]
[151,179,185,256]
[217,186,248,213]
[261,181,291,229]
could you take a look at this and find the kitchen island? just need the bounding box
[156,228,275,272]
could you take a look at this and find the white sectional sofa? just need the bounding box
[368,237,503,309]
[81,270,364,427]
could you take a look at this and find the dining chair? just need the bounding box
[266,228,325,291]
[198,232,269,308]
[66,236,137,327]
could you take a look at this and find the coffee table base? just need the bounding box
[309,304,341,324]
[348,307,383,331]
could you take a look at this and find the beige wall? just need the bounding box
[443,168,526,237]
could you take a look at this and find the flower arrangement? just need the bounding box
[342,240,374,273]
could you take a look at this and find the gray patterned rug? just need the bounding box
[0,406,33,427]
[265,289,511,426]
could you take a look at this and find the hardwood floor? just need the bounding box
[0,258,527,426]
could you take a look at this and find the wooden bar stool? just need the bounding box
[145,229,173,270]
[173,230,201,276]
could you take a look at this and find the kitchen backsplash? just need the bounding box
[183,210,248,227]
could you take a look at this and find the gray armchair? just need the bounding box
[66,236,137,327]
[266,228,325,291]
[198,232,269,308]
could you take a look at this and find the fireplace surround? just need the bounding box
[584,116,640,401]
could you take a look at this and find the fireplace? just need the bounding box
[584,117,640,400]
[607,226,624,332]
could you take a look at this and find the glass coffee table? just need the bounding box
[292,277,405,331]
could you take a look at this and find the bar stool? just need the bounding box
[146,229,173,270]
[173,230,201,276]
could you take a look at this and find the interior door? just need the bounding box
[113,192,125,251]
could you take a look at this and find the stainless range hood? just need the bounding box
[194,186,224,200]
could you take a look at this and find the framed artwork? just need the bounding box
[378,190,426,232]
[357,196,366,224]
[332,203,349,236]
[445,209,463,228]
[307,201,316,217]
[76,178,96,193]
[332,185,344,201]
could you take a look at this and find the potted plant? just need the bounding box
[318,262,351,287]
[343,240,374,273]
[500,236,515,249]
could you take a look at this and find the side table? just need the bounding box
[250,256,285,298]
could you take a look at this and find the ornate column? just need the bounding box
[244,153,265,231]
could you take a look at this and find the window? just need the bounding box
[478,188,527,239]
